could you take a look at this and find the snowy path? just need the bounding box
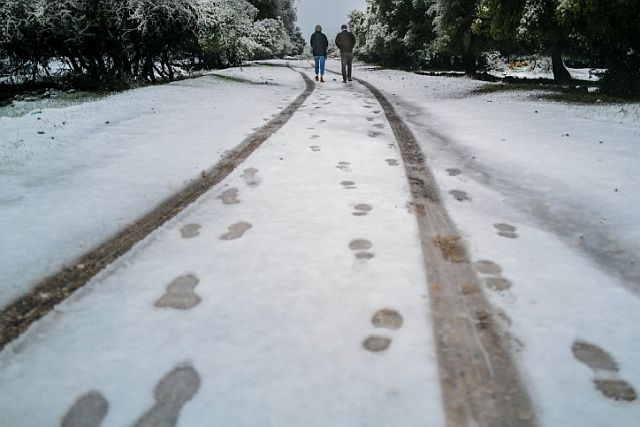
[0,69,446,426]
[0,67,305,309]
[2,62,640,426]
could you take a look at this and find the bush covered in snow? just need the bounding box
[352,0,640,97]
[0,0,303,86]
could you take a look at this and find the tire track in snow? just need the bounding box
[357,77,538,427]
[0,68,315,351]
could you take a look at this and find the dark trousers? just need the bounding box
[340,52,353,81]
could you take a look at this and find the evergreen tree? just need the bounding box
[0,0,301,85]
[430,0,481,74]
[516,0,572,82]
[353,0,435,68]
[558,0,640,96]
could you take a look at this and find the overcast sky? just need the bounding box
[296,0,366,40]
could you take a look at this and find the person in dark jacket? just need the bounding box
[335,24,356,83]
[310,25,328,82]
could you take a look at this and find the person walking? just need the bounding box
[335,24,356,83]
[310,25,328,83]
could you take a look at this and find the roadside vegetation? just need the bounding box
[349,0,640,98]
[0,0,305,93]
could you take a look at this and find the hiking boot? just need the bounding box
[320,76,325,83]
[348,77,353,82]
[342,79,347,83]
[315,75,319,81]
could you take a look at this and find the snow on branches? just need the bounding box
[0,0,300,84]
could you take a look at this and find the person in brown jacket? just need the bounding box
[335,24,356,83]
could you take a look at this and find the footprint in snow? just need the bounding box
[372,308,404,330]
[132,365,202,427]
[373,123,385,129]
[241,168,261,187]
[353,203,372,217]
[572,340,637,402]
[60,364,201,427]
[180,224,201,239]
[474,260,502,275]
[61,391,109,427]
[363,309,404,353]
[473,259,512,293]
[386,159,399,167]
[349,239,374,261]
[485,277,512,292]
[449,190,471,202]
[363,336,392,352]
[494,223,518,239]
[447,168,462,177]
[310,135,320,139]
[220,222,252,240]
[217,188,240,205]
[309,145,321,152]
[368,131,383,138]
[155,275,201,310]
[336,161,352,172]
[341,180,356,190]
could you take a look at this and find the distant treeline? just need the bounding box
[0,0,304,87]
[349,0,640,97]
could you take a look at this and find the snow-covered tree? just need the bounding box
[430,0,482,74]
[352,0,436,68]
[557,0,640,96]
[0,0,301,85]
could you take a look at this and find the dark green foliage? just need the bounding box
[558,0,640,97]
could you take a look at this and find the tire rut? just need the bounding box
[0,68,315,351]
[357,77,538,427]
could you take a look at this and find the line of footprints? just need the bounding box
[60,107,635,424]
[60,168,261,426]
[64,98,395,424]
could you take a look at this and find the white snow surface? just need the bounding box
[0,65,444,426]
[1,60,640,426]
[0,66,304,308]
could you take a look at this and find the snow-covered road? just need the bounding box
[0,67,446,426]
[1,62,639,426]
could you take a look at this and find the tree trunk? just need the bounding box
[162,52,174,81]
[551,44,572,83]
[462,31,477,76]
[67,56,82,74]
[462,52,477,75]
